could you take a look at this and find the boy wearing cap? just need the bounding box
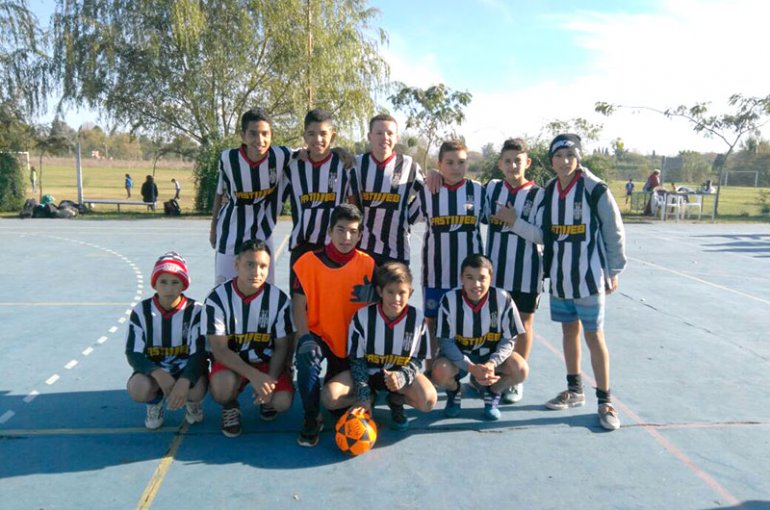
[125,252,207,430]
[496,134,627,430]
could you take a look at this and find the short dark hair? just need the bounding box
[500,137,528,154]
[369,113,398,132]
[438,140,468,162]
[460,253,494,275]
[241,108,273,133]
[304,108,333,130]
[236,239,271,258]
[376,261,413,289]
[329,203,362,229]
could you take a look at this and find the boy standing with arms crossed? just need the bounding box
[485,138,543,404]
[125,252,207,429]
[293,204,375,447]
[431,254,528,421]
[499,134,627,430]
[205,240,295,438]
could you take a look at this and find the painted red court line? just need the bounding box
[536,332,741,506]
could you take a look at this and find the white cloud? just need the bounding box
[388,0,770,156]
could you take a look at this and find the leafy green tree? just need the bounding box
[52,0,387,146]
[33,118,76,199]
[542,118,603,143]
[52,0,388,210]
[389,82,472,168]
[0,99,36,150]
[1,0,50,115]
[596,94,770,216]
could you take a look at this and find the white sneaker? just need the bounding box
[502,383,524,404]
[598,403,621,431]
[184,401,204,424]
[145,401,164,430]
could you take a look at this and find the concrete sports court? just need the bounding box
[1,218,769,510]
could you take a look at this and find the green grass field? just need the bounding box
[23,156,198,214]
[12,157,770,222]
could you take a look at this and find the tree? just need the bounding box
[0,152,25,211]
[34,118,76,200]
[542,118,602,143]
[0,99,36,150]
[389,82,472,168]
[596,94,770,216]
[1,0,50,115]
[52,0,388,149]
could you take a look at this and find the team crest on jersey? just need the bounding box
[522,198,533,218]
[465,191,475,211]
[181,321,190,341]
[490,311,498,325]
[402,330,414,351]
[268,167,277,186]
[328,170,338,191]
[258,310,270,329]
[573,201,583,222]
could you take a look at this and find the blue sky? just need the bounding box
[31,0,770,156]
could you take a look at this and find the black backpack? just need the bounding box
[164,199,181,216]
[19,198,38,218]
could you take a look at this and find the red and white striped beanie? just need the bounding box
[151,251,190,291]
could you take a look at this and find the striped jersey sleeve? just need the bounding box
[540,168,625,299]
[414,179,485,288]
[214,145,291,255]
[204,280,294,364]
[485,179,544,294]
[348,303,430,376]
[436,288,523,359]
[125,296,205,374]
[280,153,350,250]
[349,152,424,262]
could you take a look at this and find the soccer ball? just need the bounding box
[335,407,378,456]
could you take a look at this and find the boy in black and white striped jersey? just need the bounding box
[348,262,436,431]
[431,255,529,421]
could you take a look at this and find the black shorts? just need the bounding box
[510,290,541,314]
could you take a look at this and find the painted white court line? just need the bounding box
[45,374,60,385]
[64,360,78,370]
[97,336,108,344]
[629,256,770,306]
[23,391,39,403]
[0,410,15,424]
[109,326,118,333]
[118,317,126,324]
[82,347,94,356]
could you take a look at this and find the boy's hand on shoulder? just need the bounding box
[167,378,191,410]
[491,203,517,226]
[426,169,443,193]
[383,369,405,392]
[331,147,355,169]
[350,275,376,303]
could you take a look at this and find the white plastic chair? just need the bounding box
[661,193,683,221]
[683,194,703,220]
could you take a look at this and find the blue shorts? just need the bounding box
[549,293,605,332]
[424,287,452,318]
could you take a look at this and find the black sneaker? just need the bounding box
[220,402,241,438]
[297,415,324,447]
[387,393,408,431]
[259,404,278,421]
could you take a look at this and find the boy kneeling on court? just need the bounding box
[431,254,529,421]
[205,240,294,438]
[348,262,437,431]
[126,252,207,430]
[292,203,376,447]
